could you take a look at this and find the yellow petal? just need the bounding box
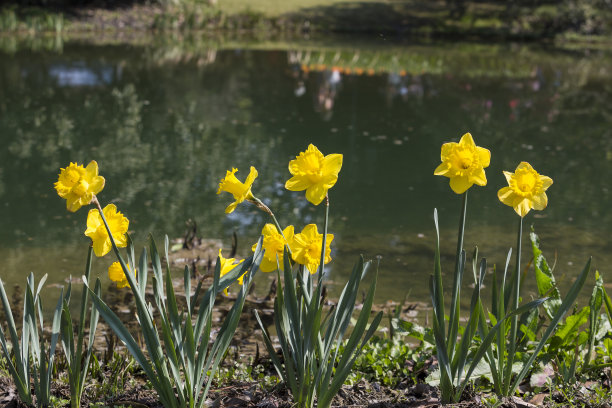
[322,154,343,176]
[515,198,531,217]
[259,257,278,273]
[301,224,319,239]
[225,201,239,214]
[85,161,99,179]
[477,146,491,168]
[114,231,128,248]
[305,184,327,205]
[285,175,310,191]
[540,175,553,190]
[497,187,515,207]
[470,168,487,186]
[503,171,514,184]
[516,162,533,172]
[262,223,277,236]
[459,132,475,147]
[306,144,320,154]
[434,162,450,176]
[321,174,338,190]
[283,225,295,248]
[440,143,455,162]
[245,166,258,187]
[66,195,82,212]
[93,239,110,257]
[449,176,472,194]
[531,192,548,210]
[306,263,318,275]
[90,176,105,195]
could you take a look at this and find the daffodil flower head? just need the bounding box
[434,133,491,194]
[108,262,135,289]
[54,161,105,212]
[217,167,258,214]
[217,249,244,295]
[285,144,343,205]
[498,162,553,217]
[84,204,129,257]
[291,224,334,275]
[252,224,295,273]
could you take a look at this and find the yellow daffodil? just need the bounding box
[108,262,135,289]
[217,167,258,213]
[54,161,105,212]
[218,249,245,295]
[434,133,491,194]
[252,224,295,272]
[84,204,129,257]
[498,162,553,217]
[291,224,334,275]
[285,144,343,205]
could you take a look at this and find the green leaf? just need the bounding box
[510,257,591,394]
[550,306,589,350]
[530,227,562,319]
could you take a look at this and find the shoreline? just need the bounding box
[2,2,612,46]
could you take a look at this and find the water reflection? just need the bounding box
[48,63,118,87]
[1,40,612,304]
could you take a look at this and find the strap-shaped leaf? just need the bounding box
[139,248,149,300]
[432,209,446,349]
[318,311,383,408]
[80,277,101,397]
[454,259,486,381]
[197,250,261,408]
[46,287,64,394]
[456,297,548,400]
[84,281,170,404]
[510,257,591,394]
[60,299,75,371]
[0,278,24,381]
[430,274,453,386]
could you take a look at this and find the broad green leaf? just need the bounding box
[530,228,562,319]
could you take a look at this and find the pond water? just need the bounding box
[1,36,611,307]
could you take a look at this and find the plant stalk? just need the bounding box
[504,215,523,395]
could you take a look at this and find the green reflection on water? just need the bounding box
[1,37,611,306]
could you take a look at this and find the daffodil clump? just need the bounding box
[52,159,264,408]
[216,144,339,295]
[430,132,592,403]
[219,144,381,408]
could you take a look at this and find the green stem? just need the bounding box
[92,197,128,268]
[447,191,468,359]
[318,194,330,286]
[74,245,93,404]
[504,215,523,395]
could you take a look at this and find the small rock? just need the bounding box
[511,396,538,408]
[529,393,547,406]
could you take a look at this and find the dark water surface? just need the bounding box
[1,37,611,305]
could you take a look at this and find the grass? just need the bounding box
[0,6,65,33]
[1,0,612,41]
